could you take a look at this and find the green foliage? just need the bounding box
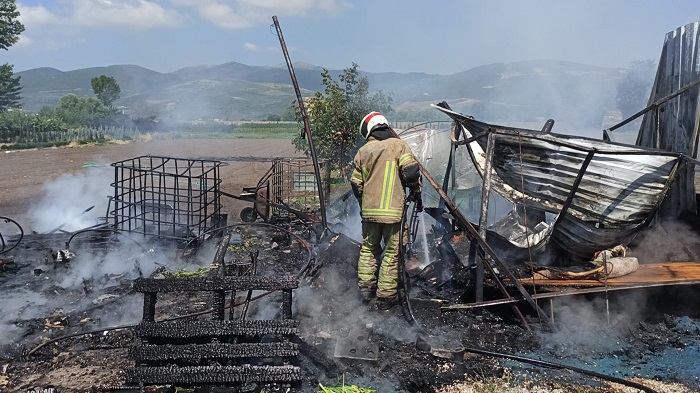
[234,122,298,138]
[0,0,23,51]
[162,267,208,279]
[0,110,69,142]
[0,63,20,110]
[0,105,138,147]
[318,383,376,393]
[53,94,113,127]
[91,75,121,108]
[616,59,656,119]
[0,0,23,113]
[293,63,392,175]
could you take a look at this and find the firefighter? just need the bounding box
[351,111,422,310]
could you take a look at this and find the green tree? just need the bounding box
[0,0,24,112]
[616,60,657,119]
[0,63,20,110]
[293,63,392,175]
[91,75,121,108]
[54,94,112,127]
[0,0,23,50]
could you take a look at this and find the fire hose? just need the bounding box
[398,196,423,324]
[0,215,23,254]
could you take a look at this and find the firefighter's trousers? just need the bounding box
[358,221,402,299]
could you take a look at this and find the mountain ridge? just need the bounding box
[15,60,624,128]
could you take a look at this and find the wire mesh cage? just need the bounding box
[110,156,227,241]
[267,158,330,221]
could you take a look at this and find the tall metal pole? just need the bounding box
[272,16,327,231]
[476,132,496,306]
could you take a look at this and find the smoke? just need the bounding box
[628,219,700,263]
[29,166,113,234]
[0,226,209,345]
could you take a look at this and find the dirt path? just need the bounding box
[0,139,302,231]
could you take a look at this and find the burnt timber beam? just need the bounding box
[135,320,300,337]
[133,275,299,292]
[131,342,299,361]
[127,364,301,385]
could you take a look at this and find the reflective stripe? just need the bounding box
[352,168,362,181]
[380,160,396,210]
[399,152,414,166]
[361,208,403,219]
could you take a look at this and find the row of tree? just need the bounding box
[1,1,130,144]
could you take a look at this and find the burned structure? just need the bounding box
[3,19,700,393]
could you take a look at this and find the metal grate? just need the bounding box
[110,156,227,241]
[269,158,330,220]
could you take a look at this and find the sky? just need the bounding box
[3,0,700,75]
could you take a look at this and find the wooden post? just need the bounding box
[142,292,156,322]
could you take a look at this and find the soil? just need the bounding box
[0,139,302,231]
[1,139,699,393]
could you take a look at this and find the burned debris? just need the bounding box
[2,20,700,393]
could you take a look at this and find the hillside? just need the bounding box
[15,60,624,129]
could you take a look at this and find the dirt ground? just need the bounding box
[0,138,303,231]
[1,140,699,393]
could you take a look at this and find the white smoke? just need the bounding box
[29,167,113,234]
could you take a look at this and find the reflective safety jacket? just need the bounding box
[351,136,421,224]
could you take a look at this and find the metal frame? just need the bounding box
[110,155,227,241]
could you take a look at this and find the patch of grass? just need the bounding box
[318,383,377,393]
[162,267,208,278]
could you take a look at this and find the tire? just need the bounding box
[240,207,258,223]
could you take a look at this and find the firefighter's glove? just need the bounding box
[409,192,423,212]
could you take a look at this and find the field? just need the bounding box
[0,138,303,231]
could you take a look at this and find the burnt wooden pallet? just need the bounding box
[128,274,301,389]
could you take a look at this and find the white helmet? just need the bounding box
[359,111,388,140]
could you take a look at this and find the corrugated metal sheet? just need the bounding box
[433,104,684,258]
[637,21,700,216]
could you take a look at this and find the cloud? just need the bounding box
[17,0,185,29]
[170,0,348,29]
[243,42,257,51]
[16,4,54,25]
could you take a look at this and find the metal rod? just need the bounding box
[609,78,700,133]
[550,150,595,232]
[443,279,700,310]
[476,132,496,305]
[603,251,610,325]
[272,16,328,231]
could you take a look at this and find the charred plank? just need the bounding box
[133,275,299,292]
[131,342,299,361]
[126,364,301,384]
[136,320,300,338]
